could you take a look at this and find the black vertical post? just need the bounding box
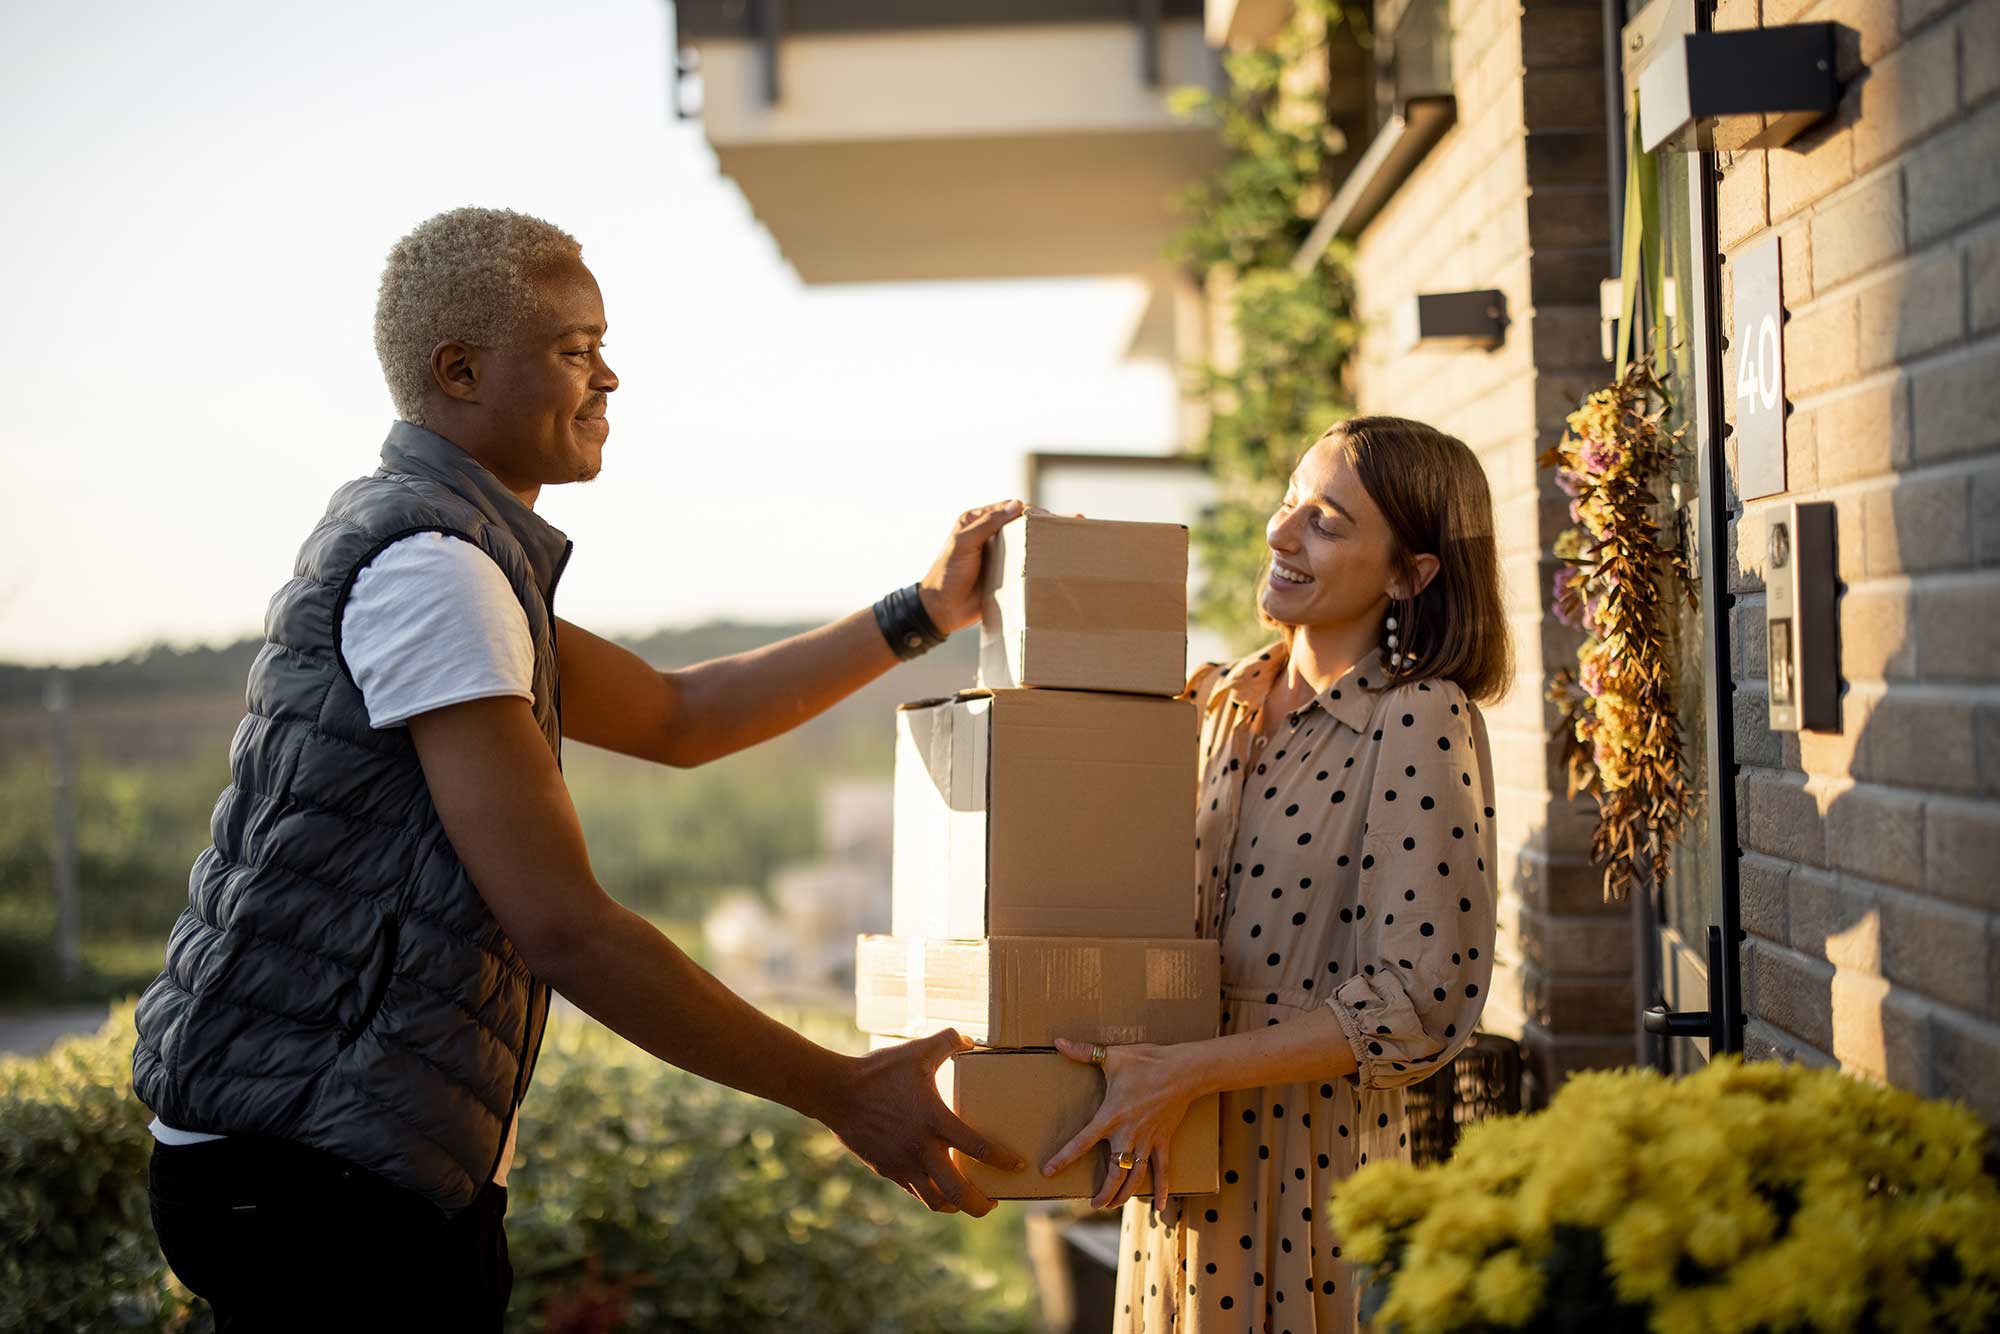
[1603,0,1627,259]
[1686,0,1746,1056]
[756,0,782,105]
[45,672,79,990]
[1137,0,1163,87]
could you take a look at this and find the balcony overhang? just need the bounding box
[679,18,1226,284]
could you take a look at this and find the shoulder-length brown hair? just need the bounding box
[1267,415,1514,704]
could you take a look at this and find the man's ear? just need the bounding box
[429,339,480,404]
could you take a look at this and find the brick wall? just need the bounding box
[1715,0,2000,1123]
[1350,0,1627,1106]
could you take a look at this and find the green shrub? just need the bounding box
[508,1009,1035,1333]
[0,1000,1036,1334]
[0,1000,199,1334]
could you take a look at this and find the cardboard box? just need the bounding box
[979,513,1189,697]
[890,689,1196,940]
[942,1049,1220,1200]
[855,934,1220,1048]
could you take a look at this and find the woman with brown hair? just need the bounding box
[1041,416,1513,1333]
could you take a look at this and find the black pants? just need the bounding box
[147,1134,512,1332]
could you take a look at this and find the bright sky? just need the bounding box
[0,1,1178,666]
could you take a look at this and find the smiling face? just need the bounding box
[1259,435,1411,631]
[426,255,619,500]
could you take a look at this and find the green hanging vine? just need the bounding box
[1168,0,1365,649]
[1540,103,1698,902]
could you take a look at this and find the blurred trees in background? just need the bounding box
[0,625,979,1009]
[1170,0,1365,650]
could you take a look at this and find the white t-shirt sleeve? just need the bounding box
[340,531,535,729]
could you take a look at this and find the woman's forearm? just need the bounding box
[1171,1008,1361,1099]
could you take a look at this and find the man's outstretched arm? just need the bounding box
[406,693,1023,1214]
[554,500,1022,768]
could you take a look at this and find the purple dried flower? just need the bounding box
[1580,652,1607,698]
[1579,432,1627,475]
[1552,568,1583,627]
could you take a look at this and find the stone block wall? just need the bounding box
[1714,0,2000,1123]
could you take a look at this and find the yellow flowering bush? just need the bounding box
[1332,1057,2000,1333]
[1539,358,1696,901]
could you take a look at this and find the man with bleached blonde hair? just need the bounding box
[134,205,1025,1331]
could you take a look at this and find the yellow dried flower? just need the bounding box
[1553,525,1591,561]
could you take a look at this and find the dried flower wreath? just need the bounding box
[1539,357,1698,901]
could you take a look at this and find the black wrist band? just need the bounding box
[874,583,948,660]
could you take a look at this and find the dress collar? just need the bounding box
[1208,637,1387,736]
[378,420,572,603]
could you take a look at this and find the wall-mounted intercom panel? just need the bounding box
[1765,501,1838,733]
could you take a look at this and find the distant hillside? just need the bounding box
[0,640,263,710]
[0,620,982,771]
[1,620,978,705]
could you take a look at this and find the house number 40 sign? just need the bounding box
[1734,235,1787,499]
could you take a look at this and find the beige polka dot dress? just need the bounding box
[1113,640,1498,1334]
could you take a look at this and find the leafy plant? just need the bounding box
[1333,1056,2000,1333]
[0,1001,1035,1334]
[1168,0,1364,648]
[0,1000,200,1334]
[507,1009,1034,1333]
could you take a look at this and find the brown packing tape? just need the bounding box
[984,938,1219,1047]
[986,689,1193,761]
[1013,514,1189,582]
[858,937,1221,1047]
[1144,945,1209,999]
[1020,576,1186,633]
[1016,627,1189,696]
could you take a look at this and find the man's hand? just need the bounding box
[820,1029,1026,1217]
[405,697,1019,1204]
[917,500,1026,634]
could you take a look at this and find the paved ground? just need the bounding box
[0,1003,114,1058]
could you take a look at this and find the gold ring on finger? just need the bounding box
[1090,1045,1107,1066]
[1117,1149,1137,1171]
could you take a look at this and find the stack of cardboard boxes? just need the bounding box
[855,515,1222,1200]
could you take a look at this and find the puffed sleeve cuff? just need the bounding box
[1325,970,1446,1092]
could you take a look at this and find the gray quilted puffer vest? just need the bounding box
[132,420,571,1220]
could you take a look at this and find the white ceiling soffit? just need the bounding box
[687,21,1226,284]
